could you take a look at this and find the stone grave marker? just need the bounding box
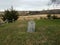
[27,20,35,32]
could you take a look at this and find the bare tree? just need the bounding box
[47,0,60,19]
[50,0,60,7]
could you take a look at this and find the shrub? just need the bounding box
[52,15,58,19]
[47,14,52,19]
[2,7,19,23]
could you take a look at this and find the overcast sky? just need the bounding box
[0,0,60,11]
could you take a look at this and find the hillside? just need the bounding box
[0,19,60,45]
[29,9,60,15]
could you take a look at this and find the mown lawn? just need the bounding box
[0,19,60,45]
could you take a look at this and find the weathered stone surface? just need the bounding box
[27,20,35,32]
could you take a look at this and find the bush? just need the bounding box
[52,15,58,19]
[2,7,19,23]
[47,14,52,19]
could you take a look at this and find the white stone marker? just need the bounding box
[27,20,35,32]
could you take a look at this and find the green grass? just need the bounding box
[0,19,60,45]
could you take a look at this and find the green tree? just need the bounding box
[2,7,19,23]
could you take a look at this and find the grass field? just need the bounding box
[0,19,60,45]
[18,14,60,20]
